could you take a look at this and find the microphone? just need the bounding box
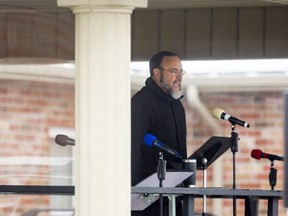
[55,134,75,146]
[251,149,284,161]
[143,134,183,159]
[212,108,250,128]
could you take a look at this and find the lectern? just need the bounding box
[132,136,230,216]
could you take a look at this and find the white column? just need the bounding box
[57,1,147,216]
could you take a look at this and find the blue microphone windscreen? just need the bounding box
[143,134,156,147]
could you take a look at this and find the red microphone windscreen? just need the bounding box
[251,149,262,159]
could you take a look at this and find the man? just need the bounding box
[131,51,187,216]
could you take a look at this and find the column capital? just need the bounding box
[57,0,147,9]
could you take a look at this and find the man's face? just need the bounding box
[153,56,184,99]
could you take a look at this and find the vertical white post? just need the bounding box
[57,1,147,216]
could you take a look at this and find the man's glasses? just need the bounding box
[158,68,186,76]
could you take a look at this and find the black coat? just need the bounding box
[131,77,187,186]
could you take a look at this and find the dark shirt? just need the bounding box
[131,77,187,186]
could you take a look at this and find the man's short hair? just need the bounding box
[149,51,178,76]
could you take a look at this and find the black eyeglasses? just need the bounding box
[158,68,186,76]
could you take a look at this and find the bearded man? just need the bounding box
[131,51,187,216]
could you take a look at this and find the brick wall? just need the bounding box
[0,79,74,215]
[184,91,285,215]
[0,79,285,215]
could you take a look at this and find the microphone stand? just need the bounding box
[269,160,277,190]
[268,159,277,215]
[157,152,166,216]
[230,125,239,216]
[202,158,208,216]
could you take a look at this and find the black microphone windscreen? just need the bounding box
[55,134,68,146]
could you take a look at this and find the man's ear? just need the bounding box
[152,68,160,79]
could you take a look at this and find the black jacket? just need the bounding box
[131,77,187,186]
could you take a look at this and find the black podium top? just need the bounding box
[188,136,230,170]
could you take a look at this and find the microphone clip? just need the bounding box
[269,160,277,190]
[157,152,166,182]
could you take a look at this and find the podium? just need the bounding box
[131,170,193,211]
[132,136,230,215]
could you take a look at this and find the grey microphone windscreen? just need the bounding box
[55,134,69,146]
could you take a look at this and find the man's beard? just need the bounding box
[160,79,182,99]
